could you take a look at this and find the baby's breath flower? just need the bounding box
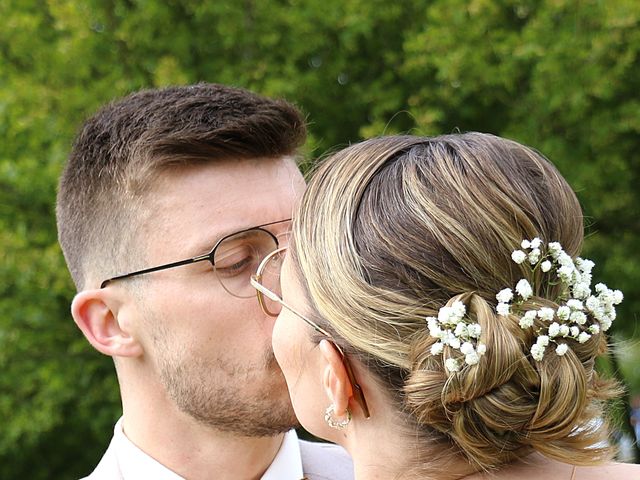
[427,317,441,337]
[445,358,460,373]
[557,252,574,268]
[559,325,570,337]
[451,301,466,319]
[465,352,480,365]
[446,330,460,345]
[531,343,545,361]
[467,324,481,338]
[556,306,571,321]
[599,290,613,305]
[431,342,444,355]
[460,342,475,355]
[578,332,591,344]
[530,237,542,249]
[613,290,624,304]
[556,343,569,356]
[585,296,600,311]
[537,308,555,322]
[548,242,563,257]
[537,335,550,347]
[570,326,580,337]
[548,322,560,337]
[588,324,600,335]
[454,323,467,337]
[567,299,584,311]
[558,265,575,283]
[528,248,541,264]
[497,303,511,316]
[570,311,587,325]
[595,283,607,293]
[519,316,535,329]
[541,260,552,273]
[477,344,486,355]
[438,306,454,324]
[496,288,513,303]
[515,279,533,300]
[576,258,595,274]
[592,307,606,322]
[572,283,591,300]
[511,250,527,264]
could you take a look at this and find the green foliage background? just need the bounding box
[1,0,638,477]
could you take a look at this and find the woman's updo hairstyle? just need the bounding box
[290,133,620,473]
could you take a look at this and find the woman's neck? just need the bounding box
[339,407,478,480]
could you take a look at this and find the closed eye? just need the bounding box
[216,255,253,278]
[214,241,260,278]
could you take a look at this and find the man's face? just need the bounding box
[134,157,305,436]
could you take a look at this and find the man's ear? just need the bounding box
[319,339,353,417]
[71,289,143,358]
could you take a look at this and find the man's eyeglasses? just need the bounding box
[100,219,291,297]
[250,247,371,419]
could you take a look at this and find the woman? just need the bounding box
[252,133,639,479]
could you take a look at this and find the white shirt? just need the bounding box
[106,417,304,479]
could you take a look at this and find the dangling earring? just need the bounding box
[324,404,351,429]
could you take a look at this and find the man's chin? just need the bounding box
[216,372,300,437]
[258,378,300,435]
[235,395,300,438]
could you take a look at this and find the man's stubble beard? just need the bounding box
[154,334,300,437]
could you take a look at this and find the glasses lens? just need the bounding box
[213,229,278,298]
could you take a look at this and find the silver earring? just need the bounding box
[324,404,351,429]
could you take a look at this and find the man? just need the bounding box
[56,83,353,480]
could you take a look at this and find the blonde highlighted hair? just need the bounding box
[291,133,620,474]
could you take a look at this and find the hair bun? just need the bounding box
[405,292,618,469]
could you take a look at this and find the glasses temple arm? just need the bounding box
[101,254,211,288]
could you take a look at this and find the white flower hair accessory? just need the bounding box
[497,238,623,361]
[426,301,486,373]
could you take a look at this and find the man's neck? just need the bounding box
[121,392,284,480]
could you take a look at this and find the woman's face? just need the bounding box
[271,254,333,438]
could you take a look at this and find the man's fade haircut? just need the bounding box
[56,83,306,290]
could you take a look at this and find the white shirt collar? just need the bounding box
[114,418,183,480]
[113,418,304,479]
[260,429,304,480]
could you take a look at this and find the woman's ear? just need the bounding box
[319,339,353,417]
[71,289,143,358]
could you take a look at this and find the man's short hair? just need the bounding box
[56,83,306,289]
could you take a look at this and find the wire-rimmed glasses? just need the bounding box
[251,247,371,419]
[100,219,291,297]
